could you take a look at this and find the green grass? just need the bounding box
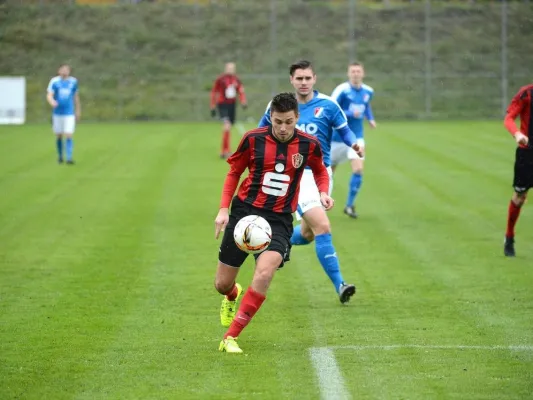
[0,121,532,399]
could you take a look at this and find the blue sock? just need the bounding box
[315,233,344,293]
[291,224,310,245]
[56,138,63,160]
[66,138,73,161]
[346,173,363,207]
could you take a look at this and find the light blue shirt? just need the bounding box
[258,90,357,167]
[331,82,374,142]
[47,76,78,116]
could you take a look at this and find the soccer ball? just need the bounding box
[233,215,272,254]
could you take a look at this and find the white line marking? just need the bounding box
[308,344,533,400]
[332,344,533,351]
[309,347,351,400]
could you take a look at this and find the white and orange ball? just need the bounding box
[233,215,272,254]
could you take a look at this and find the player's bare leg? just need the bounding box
[214,261,240,295]
[301,207,356,304]
[215,261,243,327]
[219,251,281,353]
[344,157,364,218]
[505,191,528,257]
[55,133,64,163]
[221,119,232,159]
[249,251,282,294]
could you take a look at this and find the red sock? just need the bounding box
[224,287,265,339]
[506,200,522,238]
[221,130,230,154]
[225,283,238,301]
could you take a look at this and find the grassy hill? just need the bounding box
[1,1,532,121]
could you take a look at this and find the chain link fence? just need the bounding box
[3,0,532,121]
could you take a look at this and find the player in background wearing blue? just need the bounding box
[259,60,361,304]
[331,62,376,218]
[46,64,81,164]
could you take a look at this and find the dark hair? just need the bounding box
[349,61,364,68]
[270,92,298,114]
[289,60,314,76]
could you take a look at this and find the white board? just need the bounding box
[0,77,26,124]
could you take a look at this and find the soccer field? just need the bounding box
[1,121,532,399]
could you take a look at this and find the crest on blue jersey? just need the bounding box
[314,107,324,118]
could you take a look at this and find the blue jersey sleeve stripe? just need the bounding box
[334,121,348,130]
[331,82,349,102]
[258,101,272,127]
[362,83,374,93]
[47,77,59,93]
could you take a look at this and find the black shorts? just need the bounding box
[219,197,293,269]
[217,103,236,125]
[513,147,533,194]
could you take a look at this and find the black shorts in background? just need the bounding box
[513,147,533,194]
[219,197,293,269]
[217,103,236,125]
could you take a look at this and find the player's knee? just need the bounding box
[310,220,331,236]
[352,163,363,174]
[513,191,528,206]
[214,278,233,295]
[301,224,315,242]
[254,265,276,283]
[252,259,278,291]
[351,160,363,174]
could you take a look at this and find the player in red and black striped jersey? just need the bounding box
[213,92,333,353]
[503,84,533,256]
[210,62,247,159]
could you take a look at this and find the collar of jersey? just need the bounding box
[268,126,297,144]
[298,90,322,108]
[349,82,364,91]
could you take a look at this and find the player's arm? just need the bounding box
[364,104,376,128]
[215,134,250,238]
[332,105,361,154]
[258,102,272,127]
[237,78,247,109]
[307,141,334,210]
[46,80,57,108]
[364,103,374,120]
[74,81,81,120]
[331,86,352,116]
[504,90,528,145]
[210,78,220,117]
[364,90,375,122]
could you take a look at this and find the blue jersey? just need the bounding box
[258,91,356,167]
[331,82,374,142]
[47,76,78,116]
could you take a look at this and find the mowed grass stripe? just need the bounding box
[62,126,320,399]
[1,126,189,399]
[329,123,533,398]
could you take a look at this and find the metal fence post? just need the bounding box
[348,0,356,63]
[501,0,508,116]
[425,0,432,118]
[270,0,278,97]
